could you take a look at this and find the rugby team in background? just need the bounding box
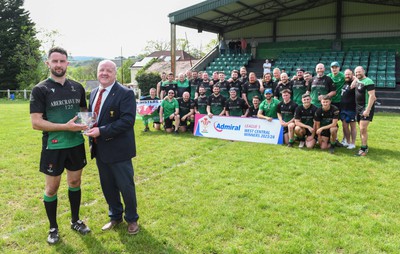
[141,61,376,156]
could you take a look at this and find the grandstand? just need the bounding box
[169,0,400,112]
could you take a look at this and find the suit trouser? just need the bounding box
[96,158,139,223]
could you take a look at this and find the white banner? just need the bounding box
[194,114,283,144]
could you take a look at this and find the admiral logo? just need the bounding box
[51,88,55,93]
[213,122,241,132]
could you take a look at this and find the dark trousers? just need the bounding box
[96,158,139,223]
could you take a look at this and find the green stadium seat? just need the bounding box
[386,75,396,81]
[376,80,385,88]
[386,80,396,88]
[377,65,386,71]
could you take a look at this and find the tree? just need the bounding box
[0,0,42,90]
[117,58,134,84]
[143,40,170,55]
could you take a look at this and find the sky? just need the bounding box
[23,0,217,59]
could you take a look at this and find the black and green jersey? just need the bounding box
[314,105,339,127]
[259,98,280,118]
[247,105,259,118]
[355,77,375,109]
[190,78,202,99]
[328,72,345,103]
[216,80,230,99]
[195,95,208,114]
[291,78,307,105]
[225,97,248,116]
[308,75,335,107]
[161,98,179,119]
[242,81,262,107]
[277,100,298,122]
[30,78,87,150]
[274,82,293,101]
[197,81,213,97]
[294,104,318,127]
[207,94,226,115]
[229,79,243,96]
[161,81,178,97]
[176,79,190,98]
[178,98,195,118]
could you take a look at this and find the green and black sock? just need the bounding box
[44,194,58,229]
[68,187,81,223]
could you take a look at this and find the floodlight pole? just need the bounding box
[171,23,176,77]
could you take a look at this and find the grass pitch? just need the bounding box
[1,101,400,253]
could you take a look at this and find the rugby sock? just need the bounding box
[330,141,336,147]
[361,145,368,151]
[289,138,294,144]
[68,187,81,223]
[44,194,58,229]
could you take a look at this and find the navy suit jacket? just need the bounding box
[89,82,136,163]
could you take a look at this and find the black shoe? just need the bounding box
[329,146,335,154]
[174,130,179,134]
[143,127,149,132]
[71,220,91,235]
[287,143,294,148]
[47,228,59,244]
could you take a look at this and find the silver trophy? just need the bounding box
[76,112,97,133]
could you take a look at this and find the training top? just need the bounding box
[308,75,335,107]
[195,95,208,114]
[161,98,179,120]
[242,80,262,107]
[30,78,87,150]
[294,104,318,127]
[290,78,307,106]
[259,98,280,118]
[340,81,356,111]
[207,94,226,115]
[355,77,375,109]
[225,97,248,116]
[328,72,345,103]
[314,105,340,127]
[178,98,195,118]
[277,100,298,122]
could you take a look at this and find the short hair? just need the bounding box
[321,94,331,100]
[252,95,260,100]
[281,89,291,94]
[302,93,310,98]
[304,71,312,75]
[149,88,156,92]
[48,46,68,58]
[168,72,174,76]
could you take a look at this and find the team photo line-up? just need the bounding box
[143,62,376,156]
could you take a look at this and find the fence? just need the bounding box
[0,88,141,101]
[0,89,31,100]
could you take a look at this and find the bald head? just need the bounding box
[316,63,325,77]
[97,60,117,87]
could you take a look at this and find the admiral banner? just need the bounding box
[194,114,283,145]
[136,100,161,116]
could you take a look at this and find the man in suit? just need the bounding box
[85,60,139,235]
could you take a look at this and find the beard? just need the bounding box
[51,68,66,77]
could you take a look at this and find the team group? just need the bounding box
[142,62,376,156]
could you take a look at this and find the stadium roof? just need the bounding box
[169,0,400,34]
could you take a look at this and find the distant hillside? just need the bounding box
[69,56,105,62]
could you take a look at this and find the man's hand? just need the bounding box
[67,116,88,132]
[85,127,100,138]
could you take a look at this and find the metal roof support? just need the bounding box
[335,0,342,40]
[171,23,176,77]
